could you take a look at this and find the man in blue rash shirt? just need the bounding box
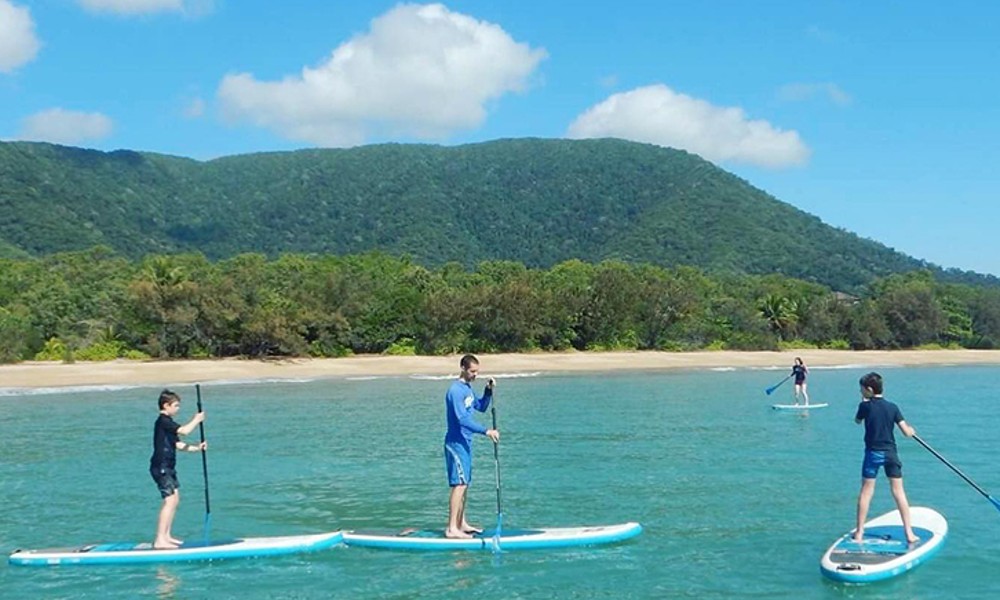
[444,354,500,539]
[853,372,919,544]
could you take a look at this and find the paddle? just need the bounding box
[195,384,212,541]
[765,374,792,395]
[913,434,1000,513]
[490,384,503,553]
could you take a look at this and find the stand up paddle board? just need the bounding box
[9,530,343,566]
[820,507,947,583]
[343,522,641,551]
[771,403,828,410]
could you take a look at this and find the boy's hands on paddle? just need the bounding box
[486,429,500,443]
[486,377,496,390]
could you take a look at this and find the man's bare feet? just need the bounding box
[168,537,183,545]
[445,528,472,539]
[851,533,864,543]
[153,539,179,549]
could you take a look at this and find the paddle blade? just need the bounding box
[991,496,1000,513]
[492,513,503,554]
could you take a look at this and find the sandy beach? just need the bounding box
[3,349,1000,389]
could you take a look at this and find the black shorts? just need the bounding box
[151,466,180,498]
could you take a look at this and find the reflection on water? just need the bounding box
[156,567,180,599]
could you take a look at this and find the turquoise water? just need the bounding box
[1,365,998,598]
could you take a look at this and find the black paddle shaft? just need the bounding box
[491,396,502,516]
[195,384,211,515]
[913,434,991,499]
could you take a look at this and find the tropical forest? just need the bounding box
[2,138,999,363]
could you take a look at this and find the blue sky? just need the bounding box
[2,1,998,275]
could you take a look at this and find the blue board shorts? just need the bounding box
[444,444,472,487]
[862,449,903,479]
[151,466,180,498]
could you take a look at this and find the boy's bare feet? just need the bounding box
[462,523,483,534]
[153,539,179,550]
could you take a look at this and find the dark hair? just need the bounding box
[859,372,883,395]
[794,357,804,365]
[460,354,479,370]
[158,389,181,409]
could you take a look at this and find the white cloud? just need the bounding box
[18,108,114,145]
[0,0,41,73]
[76,0,214,16]
[778,82,852,106]
[217,3,547,146]
[567,84,810,169]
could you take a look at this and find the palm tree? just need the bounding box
[759,294,798,340]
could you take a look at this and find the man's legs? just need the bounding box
[446,485,472,539]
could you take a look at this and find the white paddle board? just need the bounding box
[820,507,947,583]
[343,522,641,551]
[8,530,343,566]
[771,403,828,410]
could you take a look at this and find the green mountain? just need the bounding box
[0,138,989,292]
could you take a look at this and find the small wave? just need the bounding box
[490,371,542,379]
[345,376,384,381]
[410,371,542,381]
[0,383,147,397]
[709,367,736,372]
[201,377,320,386]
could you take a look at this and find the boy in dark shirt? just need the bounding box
[853,372,919,544]
[150,389,206,549]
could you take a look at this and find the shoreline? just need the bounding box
[3,349,1000,390]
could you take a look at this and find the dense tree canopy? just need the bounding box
[3,248,1000,364]
[1,138,994,294]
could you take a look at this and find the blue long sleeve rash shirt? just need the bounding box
[444,379,493,449]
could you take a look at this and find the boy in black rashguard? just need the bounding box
[150,389,206,549]
[853,372,919,544]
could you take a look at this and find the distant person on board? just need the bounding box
[792,357,810,405]
[852,372,919,544]
[443,354,500,539]
[150,389,207,549]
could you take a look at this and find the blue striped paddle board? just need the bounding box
[9,530,343,566]
[820,507,947,583]
[343,522,641,551]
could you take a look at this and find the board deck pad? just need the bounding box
[820,507,947,583]
[828,525,932,563]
